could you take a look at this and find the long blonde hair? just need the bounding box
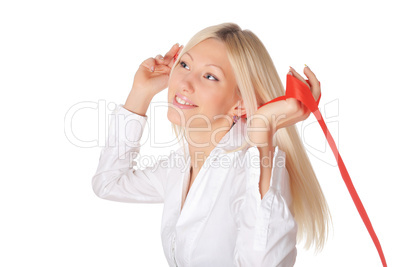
[168,22,332,252]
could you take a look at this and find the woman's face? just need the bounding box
[167,38,240,129]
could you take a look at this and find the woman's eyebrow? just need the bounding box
[184,51,194,61]
[184,52,226,78]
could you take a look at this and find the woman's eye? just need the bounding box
[180,61,189,69]
[180,61,218,81]
[205,74,218,81]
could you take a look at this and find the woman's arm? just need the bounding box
[92,104,167,203]
[92,43,183,202]
[247,66,321,198]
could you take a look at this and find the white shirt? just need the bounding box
[92,104,297,267]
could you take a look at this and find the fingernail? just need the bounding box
[305,64,310,69]
[289,66,294,73]
[150,66,155,72]
[159,56,164,60]
[288,71,293,76]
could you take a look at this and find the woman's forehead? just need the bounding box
[183,39,234,78]
[186,38,227,60]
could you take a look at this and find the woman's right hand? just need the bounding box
[131,43,183,98]
[124,43,183,116]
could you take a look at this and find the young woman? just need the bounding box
[92,22,329,267]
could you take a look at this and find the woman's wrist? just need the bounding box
[124,90,154,117]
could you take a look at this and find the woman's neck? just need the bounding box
[185,119,232,171]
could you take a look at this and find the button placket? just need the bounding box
[172,235,178,267]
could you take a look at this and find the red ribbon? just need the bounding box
[243,73,387,266]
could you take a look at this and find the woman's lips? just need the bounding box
[173,94,198,109]
[176,93,197,106]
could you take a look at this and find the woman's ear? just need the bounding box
[232,99,247,117]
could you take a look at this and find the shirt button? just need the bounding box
[171,235,176,252]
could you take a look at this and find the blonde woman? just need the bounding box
[92,22,329,266]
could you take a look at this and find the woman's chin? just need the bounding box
[167,110,184,127]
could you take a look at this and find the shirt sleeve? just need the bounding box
[231,146,298,267]
[91,104,166,203]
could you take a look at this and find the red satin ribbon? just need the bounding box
[243,74,387,266]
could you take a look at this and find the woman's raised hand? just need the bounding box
[124,43,183,115]
[284,66,321,123]
[249,66,321,146]
[132,43,184,98]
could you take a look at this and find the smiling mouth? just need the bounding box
[173,94,198,108]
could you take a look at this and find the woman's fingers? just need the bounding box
[140,42,182,73]
[303,66,321,102]
[154,64,172,74]
[163,43,181,66]
[290,66,321,103]
[152,43,183,70]
[140,57,157,72]
[289,67,310,89]
[140,56,174,74]
[155,54,164,64]
[168,44,183,68]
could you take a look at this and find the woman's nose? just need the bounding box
[178,73,195,93]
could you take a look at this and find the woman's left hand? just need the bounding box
[248,66,321,147]
[285,65,321,123]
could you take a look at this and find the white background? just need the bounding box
[1,0,400,266]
